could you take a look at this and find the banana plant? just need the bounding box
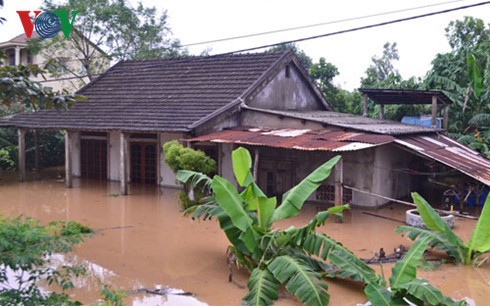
[177,147,382,306]
[397,192,490,265]
[362,236,464,306]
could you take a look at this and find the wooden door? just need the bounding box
[80,139,107,180]
[130,142,157,185]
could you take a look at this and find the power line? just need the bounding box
[181,0,466,47]
[223,1,490,55]
[36,0,490,84]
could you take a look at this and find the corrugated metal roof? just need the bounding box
[187,127,394,152]
[359,88,453,105]
[395,134,490,186]
[241,107,442,135]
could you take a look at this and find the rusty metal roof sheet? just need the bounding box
[187,127,394,152]
[395,134,490,186]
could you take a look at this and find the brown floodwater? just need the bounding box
[0,171,489,305]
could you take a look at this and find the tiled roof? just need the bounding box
[242,107,443,135]
[7,52,288,132]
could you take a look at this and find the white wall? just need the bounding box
[159,133,184,187]
[108,131,121,181]
[220,143,236,185]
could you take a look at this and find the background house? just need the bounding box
[0,32,110,92]
[3,50,490,208]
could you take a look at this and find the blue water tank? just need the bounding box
[401,116,442,129]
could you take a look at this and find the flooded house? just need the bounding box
[2,51,490,208]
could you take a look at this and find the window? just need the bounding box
[8,52,15,66]
[27,52,33,64]
[285,64,291,78]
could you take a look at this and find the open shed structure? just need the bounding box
[2,51,490,208]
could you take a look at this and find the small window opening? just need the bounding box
[285,64,290,78]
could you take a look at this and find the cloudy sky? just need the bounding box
[1,0,490,89]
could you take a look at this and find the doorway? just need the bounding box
[80,139,107,180]
[130,142,157,185]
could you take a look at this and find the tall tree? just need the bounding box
[35,0,185,84]
[359,42,422,119]
[424,17,490,158]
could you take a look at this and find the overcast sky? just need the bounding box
[1,0,490,90]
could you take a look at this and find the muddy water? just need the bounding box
[0,173,489,305]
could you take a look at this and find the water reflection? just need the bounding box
[0,173,489,305]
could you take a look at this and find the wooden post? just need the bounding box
[253,148,260,179]
[363,94,368,117]
[34,130,40,172]
[18,129,26,182]
[431,96,438,128]
[120,132,129,195]
[65,131,73,188]
[443,105,449,131]
[334,157,343,206]
[379,104,385,120]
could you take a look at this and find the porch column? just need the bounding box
[18,129,26,181]
[14,46,21,66]
[120,132,129,195]
[363,94,368,117]
[65,131,73,188]
[253,148,260,179]
[431,96,438,128]
[334,157,344,206]
[379,104,385,120]
[443,105,449,131]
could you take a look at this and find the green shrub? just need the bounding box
[163,140,216,209]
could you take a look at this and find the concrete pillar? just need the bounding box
[334,158,344,206]
[443,105,449,131]
[18,129,26,182]
[363,94,368,117]
[120,132,129,195]
[253,148,260,179]
[431,96,438,128]
[65,131,73,188]
[379,104,385,120]
[14,46,21,66]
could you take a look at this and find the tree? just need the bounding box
[361,42,401,87]
[0,216,92,305]
[38,0,185,83]
[424,17,490,157]
[359,42,424,120]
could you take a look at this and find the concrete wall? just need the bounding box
[247,64,325,111]
[342,145,413,207]
[219,143,236,185]
[240,110,329,130]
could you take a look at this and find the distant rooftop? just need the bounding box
[359,88,453,106]
[243,107,443,135]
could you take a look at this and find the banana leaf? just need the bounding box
[271,155,341,223]
[411,193,466,251]
[268,255,329,306]
[232,147,254,187]
[329,249,385,286]
[364,284,392,306]
[390,235,431,288]
[212,176,253,233]
[396,278,464,306]
[468,194,490,254]
[243,267,279,306]
[396,226,463,262]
